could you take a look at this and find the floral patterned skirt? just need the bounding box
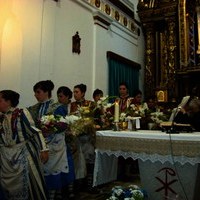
[0,142,47,200]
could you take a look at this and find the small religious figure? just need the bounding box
[72,32,81,54]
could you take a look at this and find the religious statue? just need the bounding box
[72,32,81,54]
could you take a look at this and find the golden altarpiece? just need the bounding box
[137,0,200,102]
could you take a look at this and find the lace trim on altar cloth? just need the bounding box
[95,149,200,165]
[96,135,200,158]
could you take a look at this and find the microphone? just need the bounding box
[166,106,181,134]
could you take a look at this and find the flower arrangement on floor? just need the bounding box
[107,185,146,200]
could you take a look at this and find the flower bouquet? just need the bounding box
[70,116,95,137]
[40,114,78,137]
[78,105,94,118]
[142,109,171,130]
[95,96,118,129]
[150,111,168,124]
[107,185,146,200]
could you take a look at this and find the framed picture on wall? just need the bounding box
[156,90,168,102]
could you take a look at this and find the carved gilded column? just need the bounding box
[160,30,169,88]
[167,18,177,96]
[196,6,200,54]
[179,0,188,69]
[143,23,155,97]
[196,1,200,55]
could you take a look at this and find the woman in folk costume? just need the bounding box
[92,89,104,128]
[70,84,96,192]
[28,80,70,200]
[132,89,149,112]
[118,82,132,113]
[57,86,72,115]
[70,84,94,114]
[57,86,75,199]
[0,90,48,200]
[131,89,149,129]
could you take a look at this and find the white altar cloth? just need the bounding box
[93,130,200,200]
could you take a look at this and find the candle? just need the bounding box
[127,119,132,130]
[114,102,119,122]
[136,118,140,129]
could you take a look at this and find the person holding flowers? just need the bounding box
[70,84,94,115]
[93,89,103,103]
[0,90,48,200]
[28,80,70,200]
[131,89,149,113]
[70,84,97,193]
[130,89,149,129]
[57,86,73,115]
[92,89,104,128]
[56,86,76,199]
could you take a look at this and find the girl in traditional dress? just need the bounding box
[118,82,132,113]
[93,89,103,103]
[28,80,70,200]
[131,89,149,129]
[0,90,48,200]
[57,86,75,199]
[70,84,94,114]
[132,89,149,112]
[70,84,96,192]
[92,89,104,128]
[57,86,72,115]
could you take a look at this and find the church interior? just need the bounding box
[1,0,200,200]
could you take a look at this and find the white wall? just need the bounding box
[0,0,144,107]
[94,21,144,95]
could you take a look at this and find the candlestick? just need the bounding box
[114,102,119,122]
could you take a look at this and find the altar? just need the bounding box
[93,130,200,200]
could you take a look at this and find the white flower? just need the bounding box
[105,103,113,108]
[65,115,80,124]
[138,104,148,115]
[131,190,144,198]
[151,111,163,117]
[107,185,144,200]
[102,103,114,113]
[100,95,109,102]
[150,111,166,124]
[130,104,136,110]
[40,114,55,124]
[126,98,133,108]
[97,96,113,109]
[107,196,118,200]
[114,188,123,196]
[59,116,67,123]
[96,96,109,108]
[129,185,140,190]
[120,112,127,121]
[97,100,102,107]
